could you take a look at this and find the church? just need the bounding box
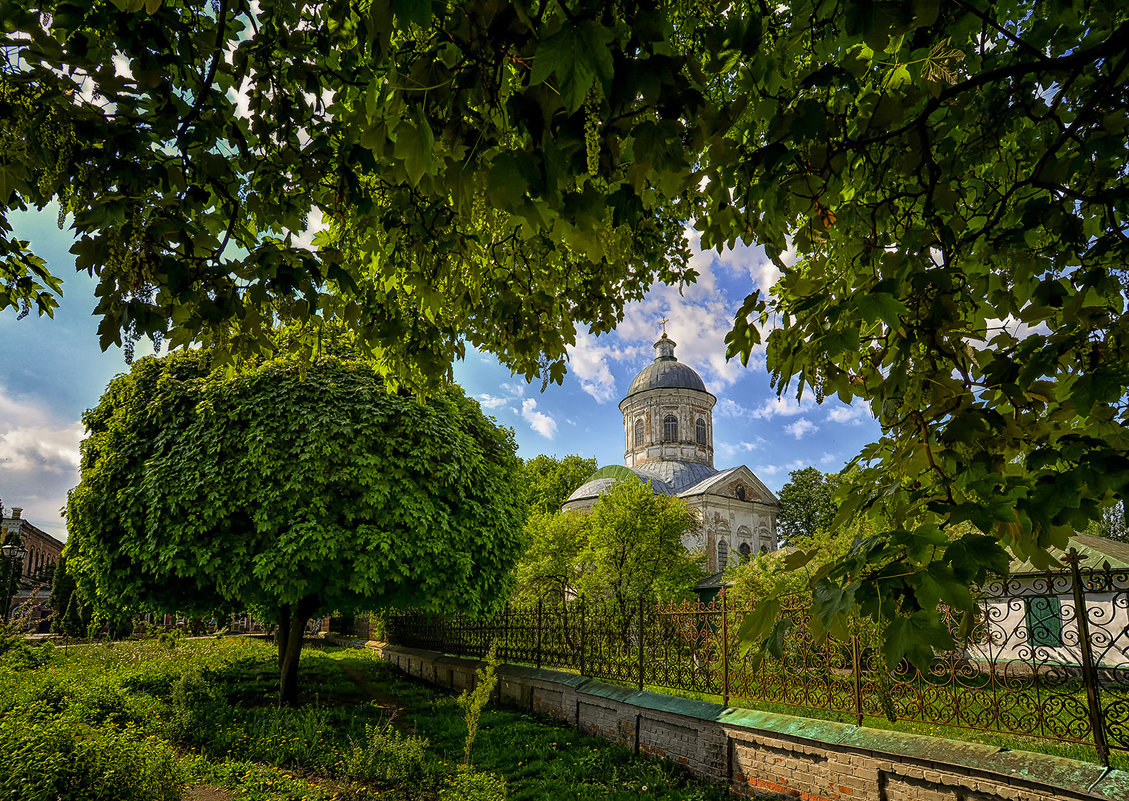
[562,331,780,572]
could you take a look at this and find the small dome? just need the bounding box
[626,360,708,397]
[624,333,709,398]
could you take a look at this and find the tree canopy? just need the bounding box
[512,478,703,607]
[521,454,599,516]
[775,467,839,546]
[66,351,525,702]
[8,0,1129,667]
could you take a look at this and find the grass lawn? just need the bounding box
[0,637,736,801]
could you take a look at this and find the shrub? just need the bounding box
[457,642,500,766]
[0,716,183,801]
[438,766,507,801]
[344,723,433,787]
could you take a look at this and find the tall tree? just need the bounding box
[49,555,85,637]
[7,1,1129,666]
[775,467,839,546]
[511,509,588,606]
[66,351,525,703]
[522,454,599,516]
[1088,502,1129,544]
[512,478,703,606]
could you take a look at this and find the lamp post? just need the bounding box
[1,542,28,622]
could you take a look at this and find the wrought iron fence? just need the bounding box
[385,548,1129,766]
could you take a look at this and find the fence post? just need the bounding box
[536,598,543,670]
[851,634,863,727]
[502,602,509,663]
[1067,548,1109,766]
[579,595,587,678]
[638,592,646,691]
[721,588,730,707]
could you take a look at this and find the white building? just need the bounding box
[563,332,779,572]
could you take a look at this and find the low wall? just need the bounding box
[373,643,1129,801]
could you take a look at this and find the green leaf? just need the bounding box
[393,108,435,186]
[883,611,954,670]
[736,596,780,655]
[393,0,431,28]
[856,292,907,327]
[531,22,615,112]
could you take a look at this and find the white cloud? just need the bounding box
[827,404,871,426]
[474,381,528,414]
[0,387,83,540]
[567,331,643,403]
[785,419,818,439]
[476,394,509,410]
[521,398,558,439]
[749,395,816,420]
[819,452,838,466]
[0,390,82,474]
[714,397,751,418]
[716,438,766,460]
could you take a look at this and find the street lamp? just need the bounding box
[1,542,28,623]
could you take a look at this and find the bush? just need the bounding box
[0,716,183,801]
[438,766,507,801]
[344,723,434,787]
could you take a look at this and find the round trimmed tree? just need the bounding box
[67,351,525,703]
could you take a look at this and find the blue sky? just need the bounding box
[1,206,881,541]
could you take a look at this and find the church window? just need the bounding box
[634,419,645,447]
[717,539,729,569]
[735,484,746,501]
[739,543,752,561]
[696,418,707,445]
[663,415,678,442]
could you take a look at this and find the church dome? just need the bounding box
[624,334,709,398]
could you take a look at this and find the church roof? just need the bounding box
[564,466,675,505]
[636,460,718,494]
[623,333,711,399]
[625,360,708,397]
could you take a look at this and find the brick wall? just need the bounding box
[375,644,1129,801]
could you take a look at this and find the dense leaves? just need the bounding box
[775,466,839,545]
[66,352,525,700]
[0,0,697,381]
[512,479,703,607]
[8,0,1129,666]
[521,454,599,516]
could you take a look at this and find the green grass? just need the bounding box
[0,638,738,801]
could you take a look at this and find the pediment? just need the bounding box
[678,465,779,505]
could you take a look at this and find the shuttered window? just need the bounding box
[1025,595,1063,648]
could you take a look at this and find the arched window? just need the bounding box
[696,418,707,445]
[735,484,746,501]
[663,415,678,442]
[717,539,730,569]
[634,419,645,447]
[760,545,768,554]
[739,543,752,561]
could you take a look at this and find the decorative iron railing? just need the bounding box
[384,548,1129,766]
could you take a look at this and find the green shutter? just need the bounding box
[1025,595,1063,648]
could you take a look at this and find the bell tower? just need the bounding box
[619,332,715,469]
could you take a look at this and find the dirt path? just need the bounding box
[338,663,416,734]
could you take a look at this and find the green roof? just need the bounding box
[584,465,644,483]
[1010,533,1129,575]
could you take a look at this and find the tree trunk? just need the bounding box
[278,602,310,707]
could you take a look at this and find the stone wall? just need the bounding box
[374,643,1129,801]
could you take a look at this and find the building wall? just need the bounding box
[0,507,64,581]
[620,386,716,469]
[376,644,1127,801]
